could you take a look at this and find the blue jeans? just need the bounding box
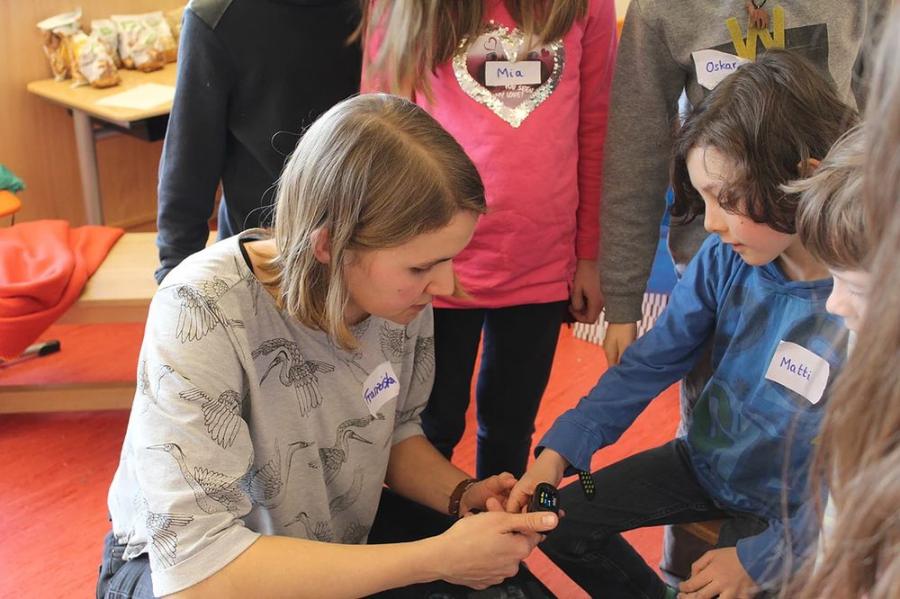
[96,531,155,599]
[421,302,566,479]
[538,440,769,599]
[97,490,553,598]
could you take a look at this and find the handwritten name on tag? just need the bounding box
[485,61,542,86]
[362,361,399,416]
[692,49,750,91]
[764,341,830,404]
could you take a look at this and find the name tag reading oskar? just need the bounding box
[691,49,750,91]
[362,361,400,417]
[764,341,830,404]
[485,60,542,86]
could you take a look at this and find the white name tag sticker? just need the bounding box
[485,61,542,86]
[692,49,750,91]
[362,361,400,416]
[764,341,830,404]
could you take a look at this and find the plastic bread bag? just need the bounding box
[110,14,166,72]
[141,11,178,63]
[91,19,122,67]
[36,8,82,81]
[72,31,121,88]
[165,6,186,44]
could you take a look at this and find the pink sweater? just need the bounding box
[365,0,616,308]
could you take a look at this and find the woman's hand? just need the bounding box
[505,449,568,514]
[460,472,517,514]
[428,498,559,589]
[677,547,758,599]
[570,259,604,323]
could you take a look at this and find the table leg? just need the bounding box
[72,109,104,225]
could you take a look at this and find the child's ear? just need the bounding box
[797,157,822,177]
[310,227,332,264]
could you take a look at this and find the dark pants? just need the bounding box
[539,440,768,599]
[97,490,553,599]
[422,302,566,479]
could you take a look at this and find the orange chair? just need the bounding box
[0,190,22,225]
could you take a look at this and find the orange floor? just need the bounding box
[0,324,679,598]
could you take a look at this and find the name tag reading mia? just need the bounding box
[691,49,750,91]
[764,341,830,404]
[485,61,542,86]
[362,361,400,417]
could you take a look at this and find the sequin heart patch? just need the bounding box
[452,23,565,128]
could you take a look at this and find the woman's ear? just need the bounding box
[797,157,822,178]
[310,227,332,264]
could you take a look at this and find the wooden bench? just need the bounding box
[678,520,722,545]
[1,232,212,413]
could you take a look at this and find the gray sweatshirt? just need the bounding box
[108,232,433,596]
[600,0,884,323]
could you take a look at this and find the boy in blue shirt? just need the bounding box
[508,50,857,599]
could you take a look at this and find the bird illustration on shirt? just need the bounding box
[147,442,249,515]
[179,387,246,449]
[252,338,336,416]
[173,278,244,343]
[243,440,313,509]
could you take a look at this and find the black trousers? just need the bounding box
[539,440,769,599]
[421,302,567,479]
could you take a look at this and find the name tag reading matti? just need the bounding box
[485,61,542,86]
[362,361,399,416]
[764,341,830,404]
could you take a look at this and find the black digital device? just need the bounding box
[529,482,560,514]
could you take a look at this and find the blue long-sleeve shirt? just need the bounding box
[540,235,847,585]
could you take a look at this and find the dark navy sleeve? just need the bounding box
[155,8,235,283]
[538,236,730,472]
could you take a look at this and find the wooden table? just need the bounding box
[27,64,177,225]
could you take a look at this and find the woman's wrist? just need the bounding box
[413,535,448,584]
[448,477,478,517]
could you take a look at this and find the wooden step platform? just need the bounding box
[1,232,213,413]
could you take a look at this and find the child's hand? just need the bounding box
[602,322,637,366]
[506,449,567,513]
[569,259,604,323]
[677,547,757,599]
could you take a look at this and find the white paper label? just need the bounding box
[362,361,399,416]
[764,341,830,404]
[485,61,542,86]
[692,49,751,91]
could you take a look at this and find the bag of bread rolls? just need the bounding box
[71,31,121,88]
[36,9,82,81]
[91,19,122,68]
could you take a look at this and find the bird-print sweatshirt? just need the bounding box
[107,230,435,596]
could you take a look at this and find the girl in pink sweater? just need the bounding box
[361,0,616,478]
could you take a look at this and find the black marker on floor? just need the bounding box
[0,340,61,368]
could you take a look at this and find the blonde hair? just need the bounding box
[269,94,486,349]
[791,126,868,270]
[359,0,588,96]
[789,10,900,599]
